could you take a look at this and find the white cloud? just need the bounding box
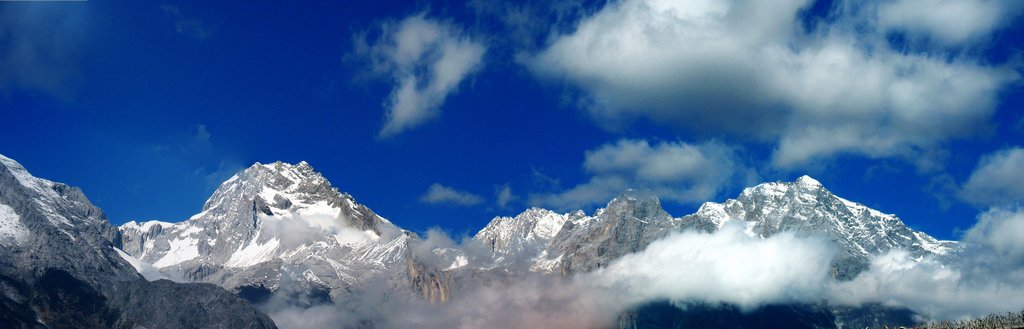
[530,139,755,209]
[964,208,1024,263]
[528,0,1019,169]
[420,183,484,206]
[588,222,835,311]
[830,249,1024,321]
[960,147,1024,207]
[876,0,1016,46]
[362,14,486,137]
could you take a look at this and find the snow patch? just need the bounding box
[0,203,29,245]
[226,238,281,268]
[446,255,468,270]
[114,247,169,281]
[123,220,175,232]
[796,175,822,187]
[152,237,200,267]
[913,231,951,256]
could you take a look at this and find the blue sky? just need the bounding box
[1,0,1022,239]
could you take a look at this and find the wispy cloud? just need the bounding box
[495,184,514,208]
[355,14,487,138]
[420,183,484,206]
[160,4,214,40]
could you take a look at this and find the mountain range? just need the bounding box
[1,156,963,328]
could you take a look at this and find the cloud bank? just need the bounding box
[359,14,486,137]
[528,0,1020,169]
[531,139,756,209]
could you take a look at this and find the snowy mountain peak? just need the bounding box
[689,176,958,278]
[199,160,336,215]
[118,160,406,294]
[796,175,822,187]
[739,175,828,203]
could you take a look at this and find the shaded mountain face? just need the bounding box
[0,155,276,329]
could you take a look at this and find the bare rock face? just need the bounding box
[0,154,276,329]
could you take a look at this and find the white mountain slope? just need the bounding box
[118,161,454,303]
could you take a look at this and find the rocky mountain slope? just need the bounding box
[0,154,276,328]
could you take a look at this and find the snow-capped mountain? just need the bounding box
[118,161,455,304]
[474,176,958,279]
[685,175,958,279]
[0,154,275,328]
[472,207,577,271]
[110,160,959,329]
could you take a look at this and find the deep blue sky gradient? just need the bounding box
[1,0,1021,239]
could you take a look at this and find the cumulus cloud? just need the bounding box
[960,147,1024,207]
[588,222,835,311]
[964,207,1024,263]
[359,14,486,137]
[420,183,485,206]
[528,0,1019,169]
[530,139,756,209]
